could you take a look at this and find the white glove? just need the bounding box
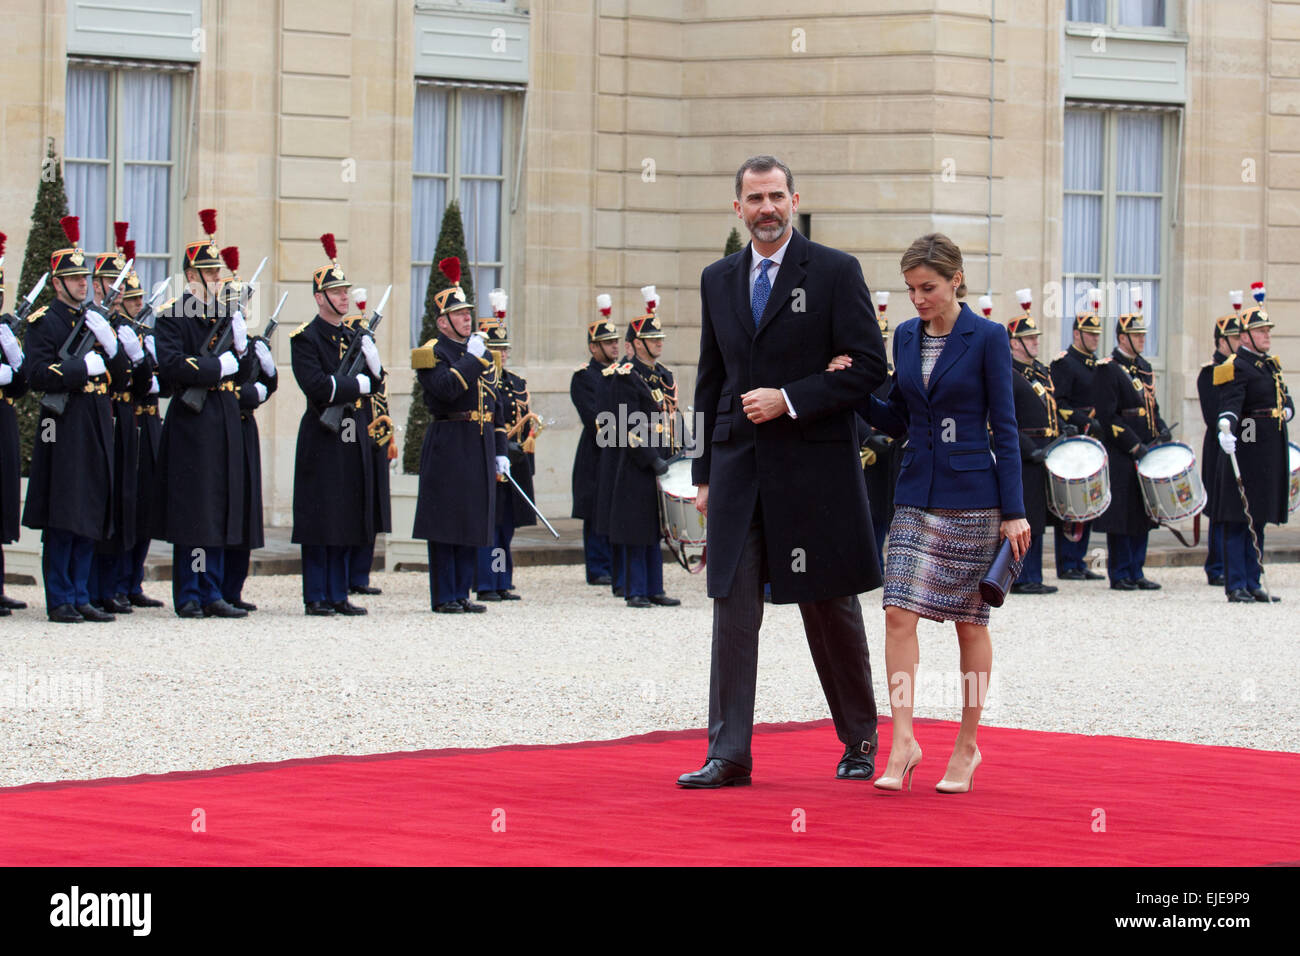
[254,382,268,403]
[360,334,381,377]
[117,325,145,363]
[144,335,156,362]
[84,352,107,377]
[0,365,12,387]
[357,373,371,395]
[254,340,276,378]
[1217,420,1237,455]
[231,312,248,354]
[466,333,487,358]
[495,454,511,478]
[84,312,119,357]
[0,324,22,367]
[149,375,160,395]
[218,351,239,378]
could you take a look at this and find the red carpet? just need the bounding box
[1,720,1295,866]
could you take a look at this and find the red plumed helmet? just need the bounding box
[320,233,338,261]
[438,256,461,285]
[114,221,130,248]
[123,240,136,262]
[220,246,240,273]
[198,208,218,236]
[61,215,80,244]
[0,232,6,257]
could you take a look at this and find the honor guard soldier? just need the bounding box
[594,333,634,597]
[290,235,384,616]
[1093,289,1169,591]
[1213,283,1292,603]
[570,295,621,586]
[87,222,151,615]
[858,290,899,566]
[117,242,166,608]
[411,257,508,614]
[21,216,131,622]
[1197,292,1243,587]
[219,249,277,611]
[153,209,252,618]
[607,287,680,608]
[475,291,534,601]
[0,232,30,613]
[1005,290,1059,595]
[1050,288,1106,580]
[343,287,394,598]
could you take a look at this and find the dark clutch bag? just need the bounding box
[978,537,1019,608]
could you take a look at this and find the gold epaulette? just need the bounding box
[289,321,310,339]
[1199,360,1213,368]
[614,361,632,375]
[601,363,618,376]
[1056,350,1067,359]
[1213,354,1236,385]
[27,306,48,324]
[158,297,177,315]
[1098,357,1112,364]
[575,364,587,373]
[411,337,439,370]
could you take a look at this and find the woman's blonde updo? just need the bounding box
[900,233,966,298]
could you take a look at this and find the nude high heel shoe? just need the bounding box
[872,744,922,791]
[935,748,981,794]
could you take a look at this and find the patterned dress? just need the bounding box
[883,329,1017,625]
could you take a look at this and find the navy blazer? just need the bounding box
[864,303,1024,518]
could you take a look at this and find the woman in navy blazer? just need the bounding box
[838,234,1029,795]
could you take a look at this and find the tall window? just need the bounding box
[1062,106,1172,359]
[1067,0,1167,27]
[65,63,188,294]
[411,83,513,346]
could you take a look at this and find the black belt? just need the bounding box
[1247,408,1283,419]
[431,411,486,423]
[1019,427,1057,437]
[1119,408,1147,418]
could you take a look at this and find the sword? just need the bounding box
[504,470,559,539]
[1219,419,1269,601]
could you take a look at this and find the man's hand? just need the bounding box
[84,312,119,357]
[695,483,708,517]
[741,387,787,423]
[254,340,276,378]
[826,354,852,372]
[231,312,249,354]
[360,334,381,377]
[466,333,487,358]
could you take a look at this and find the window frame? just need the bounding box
[1065,0,1179,35]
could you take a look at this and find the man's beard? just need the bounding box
[747,212,787,243]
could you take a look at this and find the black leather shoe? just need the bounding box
[837,733,879,780]
[332,600,368,616]
[0,605,9,616]
[0,594,27,610]
[1057,568,1087,581]
[350,584,382,595]
[305,601,336,616]
[1010,582,1058,595]
[1227,589,1256,603]
[203,599,248,618]
[228,598,257,611]
[588,575,612,586]
[76,603,114,622]
[106,594,133,614]
[48,604,83,623]
[649,594,681,606]
[1135,578,1162,590]
[1080,569,1104,580]
[677,758,752,789]
[612,585,624,598]
[477,590,503,602]
[1110,579,1138,591]
[128,592,164,608]
[625,595,652,608]
[459,598,487,613]
[498,590,522,601]
[433,601,464,614]
[177,600,203,618]
[1207,575,1226,587]
[1250,588,1281,603]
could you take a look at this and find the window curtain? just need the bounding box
[1117,0,1164,27]
[121,71,173,293]
[65,67,110,253]
[1067,0,1105,22]
[459,92,504,303]
[1115,112,1163,355]
[411,86,448,344]
[1062,110,1103,347]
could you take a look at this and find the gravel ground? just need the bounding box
[0,563,1296,788]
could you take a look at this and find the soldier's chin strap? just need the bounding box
[1244,328,1267,355]
[53,276,83,312]
[324,293,346,318]
[1119,332,1141,359]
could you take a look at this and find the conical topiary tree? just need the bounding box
[15,138,71,474]
[724,227,743,257]
[403,199,476,473]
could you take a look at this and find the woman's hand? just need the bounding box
[826,354,852,372]
[1001,518,1031,561]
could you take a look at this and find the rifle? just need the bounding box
[178,257,268,413]
[320,284,390,434]
[41,261,132,416]
[2,271,49,334]
[119,278,170,338]
[249,291,288,386]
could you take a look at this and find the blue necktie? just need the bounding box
[751,258,772,327]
